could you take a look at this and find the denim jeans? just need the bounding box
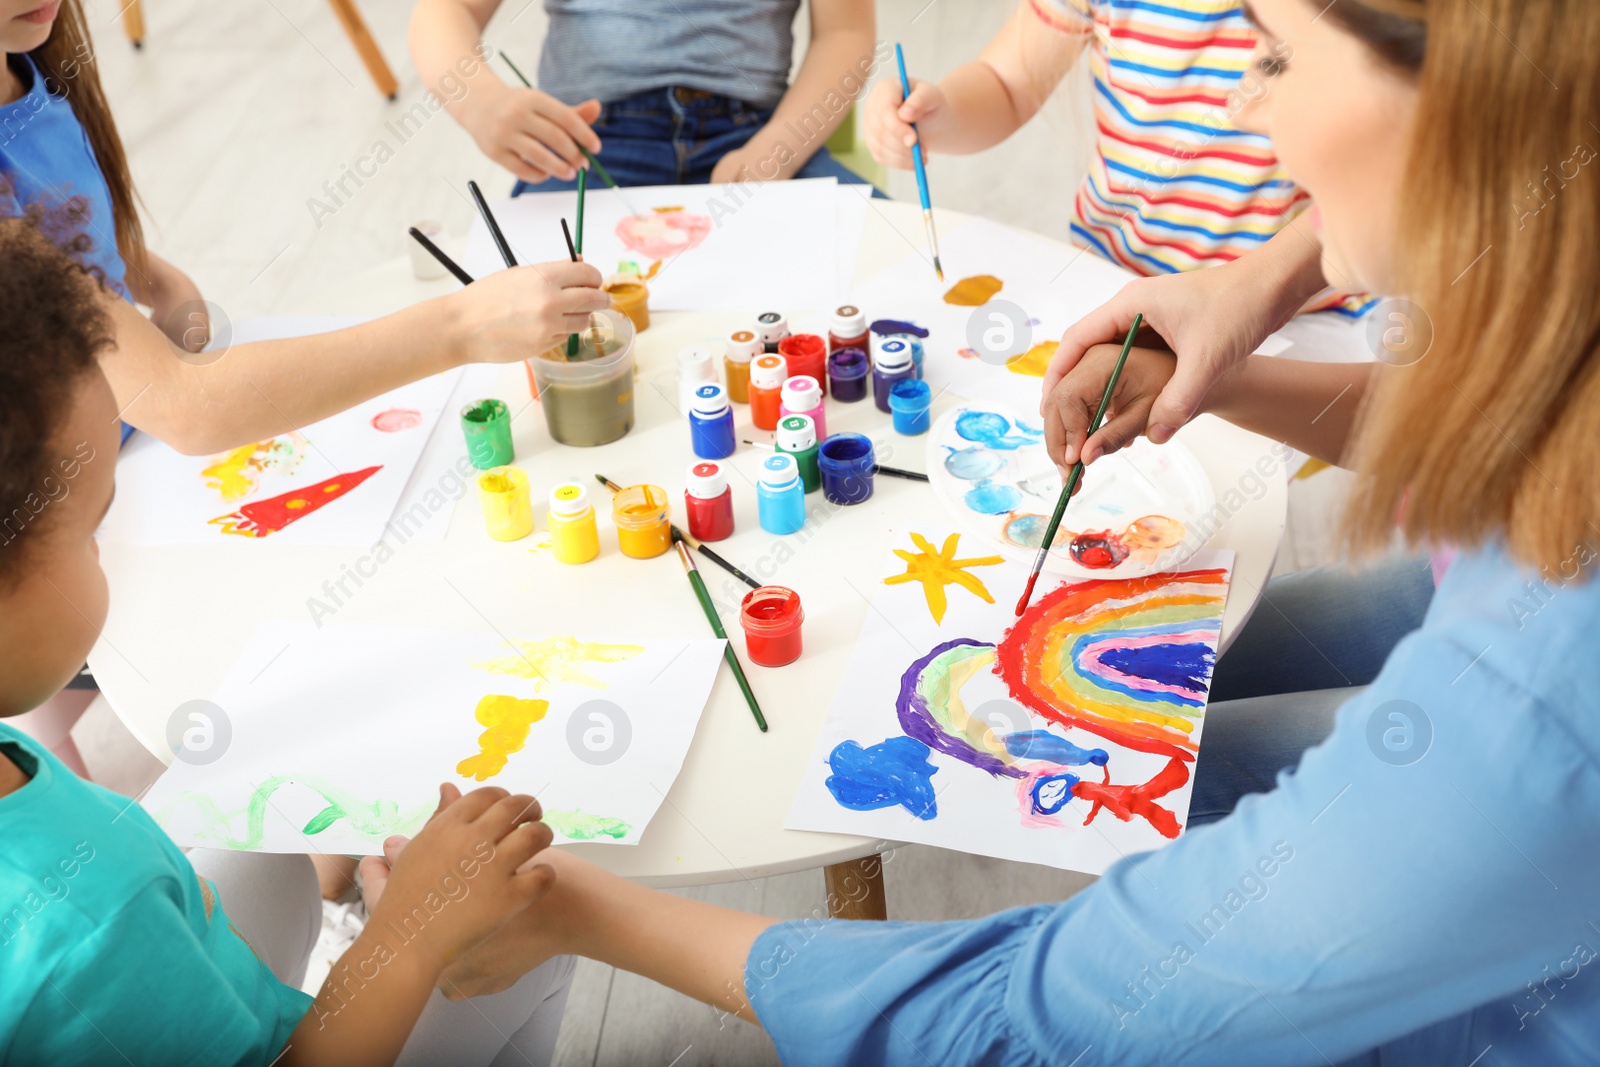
[512,86,880,195]
[1188,553,1438,825]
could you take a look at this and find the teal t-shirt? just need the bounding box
[0,725,311,1065]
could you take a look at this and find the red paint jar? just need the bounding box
[740,585,804,667]
[684,461,735,542]
[829,304,870,353]
[778,333,828,395]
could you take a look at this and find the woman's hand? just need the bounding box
[459,82,602,184]
[1042,343,1180,475]
[447,260,610,364]
[863,77,946,169]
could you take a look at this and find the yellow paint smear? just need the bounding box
[202,445,262,501]
[472,636,644,693]
[884,531,1004,625]
[1004,341,1057,378]
[942,274,1004,306]
[456,694,549,781]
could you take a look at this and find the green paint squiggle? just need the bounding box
[161,775,435,849]
[543,809,631,841]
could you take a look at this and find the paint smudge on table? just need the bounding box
[456,694,550,781]
[210,466,382,538]
[371,408,424,432]
[942,274,1004,306]
[472,636,644,693]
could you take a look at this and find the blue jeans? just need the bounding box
[512,86,881,195]
[1188,554,1437,825]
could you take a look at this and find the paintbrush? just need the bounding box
[676,541,769,732]
[408,227,474,286]
[594,474,761,589]
[1015,313,1143,616]
[560,218,583,360]
[741,439,929,482]
[497,52,643,218]
[468,180,518,267]
[894,43,943,282]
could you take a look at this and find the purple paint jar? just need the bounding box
[827,347,869,403]
[871,338,915,413]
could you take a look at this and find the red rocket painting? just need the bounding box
[209,466,382,538]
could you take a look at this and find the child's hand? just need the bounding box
[461,83,602,184]
[449,261,610,363]
[365,784,556,971]
[1042,342,1179,475]
[863,77,945,169]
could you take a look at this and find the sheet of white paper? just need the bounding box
[462,179,841,312]
[142,621,726,852]
[382,362,504,544]
[835,184,872,298]
[100,317,461,547]
[787,526,1233,874]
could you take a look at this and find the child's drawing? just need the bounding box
[202,434,307,501]
[942,274,1004,306]
[614,206,713,262]
[210,466,382,539]
[370,408,423,432]
[457,695,550,781]
[163,775,435,851]
[472,637,644,692]
[883,531,1003,624]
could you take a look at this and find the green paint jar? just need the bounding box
[461,398,513,469]
[775,414,821,494]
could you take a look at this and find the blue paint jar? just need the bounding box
[888,378,932,436]
[888,332,925,379]
[871,338,915,413]
[818,433,876,505]
[827,347,869,403]
[688,383,736,459]
[757,453,808,534]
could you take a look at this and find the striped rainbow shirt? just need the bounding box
[1032,0,1372,316]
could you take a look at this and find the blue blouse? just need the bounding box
[748,542,1600,1065]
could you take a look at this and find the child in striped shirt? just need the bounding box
[864,0,1370,315]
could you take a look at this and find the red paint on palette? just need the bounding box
[371,408,423,432]
[210,466,382,538]
[1069,530,1130,570]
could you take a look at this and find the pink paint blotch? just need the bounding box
[371,408,423,433]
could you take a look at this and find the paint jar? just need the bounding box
[779,375,826,440]
[688,383,737,460]
[684,461,735,542]
[604,276,650,334]
[477,466,534,541]
[611,483,673,559]
[778,333,828,395]
[756,454,807,535]
[530,309,636,447]
[827,346,869,403]
[547,481,600,563]
[756,310,789,353]
[724,329,762,404]
[871,338,916,413]
[677,346,717,418]
[775,414,820,493]
[749,354,787,431]
[888,332,926,380]
[829,305,870,353]
[461,398,514,469]
[818,433,876,505]
[740,585,805,667]
[888,378,932,436]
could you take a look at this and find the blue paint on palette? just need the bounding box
[944,446,1004,481]
[1100,643,1217,693]
[964,480,1023,515]
[954,411,1042,451]
[1003,730,1109,767]
[825,737,940,820]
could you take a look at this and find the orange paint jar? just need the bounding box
[611,483,673,559]
[749,354,787,431]
[605,278,650,333]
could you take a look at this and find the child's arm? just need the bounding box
[409,0,601,184]
[862,0,1090,169]
[122,252,209,354]
[708,0,876,183]
[98,260,607,455]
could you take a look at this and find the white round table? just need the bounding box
[90,202,1286,888]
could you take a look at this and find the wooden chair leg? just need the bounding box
[824,855,888,921]
[326,0,398,100]
[121,0,145,49]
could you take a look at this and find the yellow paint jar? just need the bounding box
[477,467,534,541]
[547,481,601,564]
[604,277,650,333]
[611,483,672,559]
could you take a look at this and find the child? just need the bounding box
[1,0,610,455]
[410,0,877,191]
[0,217,576,1066]
[410,1,1600,1062]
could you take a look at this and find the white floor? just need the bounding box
[73,1,1357,1062]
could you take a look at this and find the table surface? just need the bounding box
[91,201,1289,888]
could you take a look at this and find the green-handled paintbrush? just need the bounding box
[676,540,768,732]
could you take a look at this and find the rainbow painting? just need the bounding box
[788,525,1233,875]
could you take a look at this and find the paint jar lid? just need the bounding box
[873,337,913,372]
[780,375,821,411]
[725,329,762,363]
[548,480,591,517]
[750,354,788,389]
[686,460,728,499]
[832,304,866,336]
[677,347,715,381]
[759,452,800,489]
[691,383,731,417]
[755,311,789,343]
[776,414,817,452]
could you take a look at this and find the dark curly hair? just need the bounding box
[0,217,115,582]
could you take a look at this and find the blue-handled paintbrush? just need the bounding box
[894,43,943,282]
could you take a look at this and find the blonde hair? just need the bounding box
[1340,0,1600,569]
